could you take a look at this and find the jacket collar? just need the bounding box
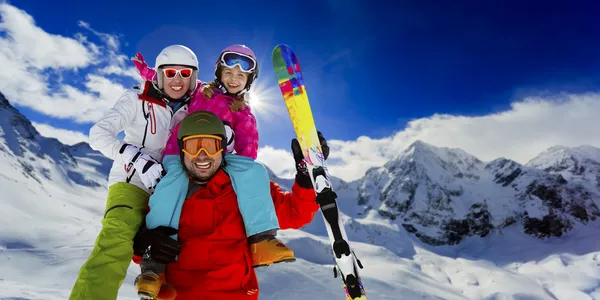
[188,169,231,196]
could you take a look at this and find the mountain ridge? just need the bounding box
[358,140,600,246]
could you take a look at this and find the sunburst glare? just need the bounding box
[247,76,289,122]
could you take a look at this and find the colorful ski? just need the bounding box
[272,44,367,300]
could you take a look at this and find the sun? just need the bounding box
[247,77,288,121]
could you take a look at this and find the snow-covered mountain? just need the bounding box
[0,92,110,189]
[358,140,600,246]
[527,145,600,205]
[1,91,599,299]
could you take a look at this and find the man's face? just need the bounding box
[183,150,223,183]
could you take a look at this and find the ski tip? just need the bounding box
[272,44,298,69]
[273,44,293,52]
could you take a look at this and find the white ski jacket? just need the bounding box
[89,81,189,194]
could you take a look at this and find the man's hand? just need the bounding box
[133,226,180,264]
[292,131,329,189]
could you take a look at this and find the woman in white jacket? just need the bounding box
[69,44,198,300]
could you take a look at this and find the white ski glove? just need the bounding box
[224,124,235,154]
[119,144,165,189]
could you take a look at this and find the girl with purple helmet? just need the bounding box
[131,45,296,299]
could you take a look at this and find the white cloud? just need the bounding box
[78,21,120,51]
[0,3,139,124]
[78,20,140,82]
[384,93,600,164]
[256,146,296,178]
[32,122,88,146]
[0,4,94,70]
[98,65,141,79]
[260,93,600,183]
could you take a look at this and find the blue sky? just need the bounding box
[2,0,600,180]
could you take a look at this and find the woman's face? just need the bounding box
[162,65,192,99]
[220,65,248,94]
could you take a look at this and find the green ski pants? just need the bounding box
[69,182,149,300]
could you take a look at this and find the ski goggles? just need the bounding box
[220,52,257,73]
[162,68,194,79]
[182,134,224,158]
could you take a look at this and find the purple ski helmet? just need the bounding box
[214,44,259,94]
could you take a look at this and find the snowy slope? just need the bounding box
[1,91,599,299]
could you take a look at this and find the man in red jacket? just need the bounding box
[133,111,328,299]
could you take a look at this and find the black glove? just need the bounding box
[292,131,330,189]
[133,225,180,264]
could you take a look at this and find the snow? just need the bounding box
[1,93,600,299]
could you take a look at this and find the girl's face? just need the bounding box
[220,65,249,94]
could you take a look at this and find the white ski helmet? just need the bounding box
[155,45,199,91]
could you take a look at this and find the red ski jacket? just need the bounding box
[165,169,319,299]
